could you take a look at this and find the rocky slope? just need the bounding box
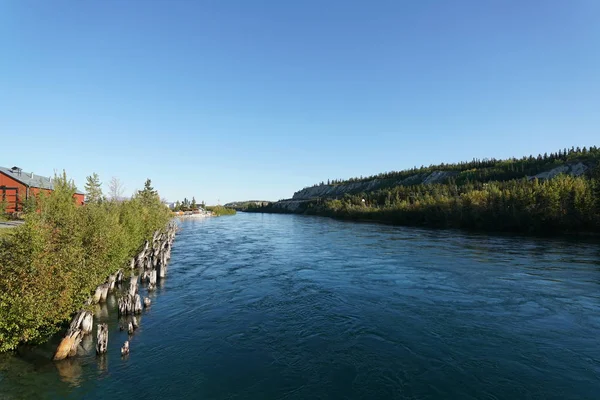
[292,171,458,200]
[290,162,590,201]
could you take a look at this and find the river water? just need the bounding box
[1,213,600,399]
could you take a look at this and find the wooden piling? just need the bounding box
[96,324,108,355]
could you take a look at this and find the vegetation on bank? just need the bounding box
[0,173,171,352]
[224,201,271,211]
[251,146,600,234]
[206,205,237,216]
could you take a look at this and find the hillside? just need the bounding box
[249,146,600,234]
[293,146,598,200]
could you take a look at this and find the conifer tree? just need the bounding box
[84,173,103,204]
[137,179,158,205]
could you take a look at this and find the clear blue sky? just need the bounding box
[1,1,599,204]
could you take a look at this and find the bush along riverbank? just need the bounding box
[0,172,173,352]
[206,205,237,216]
[53,222,177,360]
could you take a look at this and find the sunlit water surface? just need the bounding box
[1,213,599,399]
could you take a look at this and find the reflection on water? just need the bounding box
[96,354,108,376]
[55,358,83,386]
[1,213,600,399]
[79,334,94,355]
[94,302,109,319]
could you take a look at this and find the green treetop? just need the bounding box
[137,179,159,205]
[84,173,103,204]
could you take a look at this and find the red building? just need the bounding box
[0,166,85,213]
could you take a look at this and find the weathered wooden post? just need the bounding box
[136,249,146,269]
[96,324,108,355]
[56,330,83,360]
[133,294,142,314]
[129,275,138,297]
[158,253,167,278]
[92,285,103,304]
[143,297,151,308]
[148,270,157,291]
[81,312,93,334]
[99,283,110,302]
[53,310,94,360]
[115,268,124,284]
[118,295,127,316]
[141,269,149,282]
[152,250,159,268]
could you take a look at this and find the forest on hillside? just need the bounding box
[251,146,600,234]
[309,145,600,188]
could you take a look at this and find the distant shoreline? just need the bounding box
[174,213,213,219]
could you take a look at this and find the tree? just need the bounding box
[108,177,125,201]
[137,179,158,205]
[174,200,181,211]
[191,197,197,210]
[84,173,103,204]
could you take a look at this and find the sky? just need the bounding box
[1,1,599,204]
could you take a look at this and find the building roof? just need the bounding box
[0,166,84,194]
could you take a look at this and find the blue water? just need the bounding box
[1,213,600,399]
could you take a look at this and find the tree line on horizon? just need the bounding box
[308,145,600,188]
[253,145,600,234]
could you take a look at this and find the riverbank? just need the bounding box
[247,147,600,235]
[206,205,237,216]
[174,212,213,219]
[247,173,600,235]
[0,173,172,352]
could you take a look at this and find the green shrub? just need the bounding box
[0,199,7,221]
[206,205,236,216]
[0,172,172,352]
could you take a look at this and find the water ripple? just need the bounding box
[2,214,600,399]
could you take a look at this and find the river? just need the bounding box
[1,213,599,399]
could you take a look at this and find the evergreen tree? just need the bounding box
[191,197,197,210]
[84,173,103,204]
[137,179,158,205]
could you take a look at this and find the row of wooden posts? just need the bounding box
[53,223,177,361]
